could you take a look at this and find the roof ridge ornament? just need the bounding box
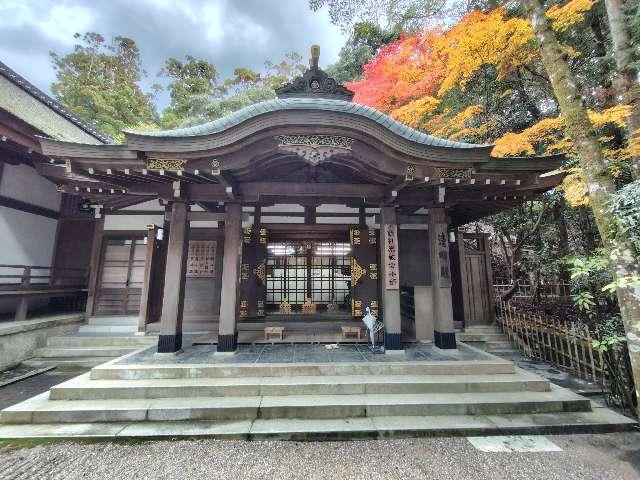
[276,45,354,101]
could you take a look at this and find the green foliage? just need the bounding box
[608,180,640,254]
[160,55,218,124]
[326,22,401,83]
[571,291,596,311]
[308,0,447,32]
[50,32,157,141]
[592,334,627,353]
[158,52,304,129]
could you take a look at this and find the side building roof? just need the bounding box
[0,60,112,145]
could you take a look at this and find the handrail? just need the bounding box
[0,264,89,289]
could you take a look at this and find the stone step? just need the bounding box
[21,357,115,371]
[32,347,136,358]
[49,371,550,400]
[87,316,138,326]
[1,386,591,424]
[457,334,509,343]
[90,359,516,380]
[47,336,156,348]
[485,341,514,350]
[464,325,501,332]
[0,406,634,439]
[78,325,138,334]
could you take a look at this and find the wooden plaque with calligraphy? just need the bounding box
[349,228,379,319]
[383,224,400,290]
[186,241,216,277]
[239,226,268,318]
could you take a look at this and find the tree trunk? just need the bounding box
[524,0,640,413]
[604,0,640,177]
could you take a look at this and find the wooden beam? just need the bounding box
[0,195,59,219]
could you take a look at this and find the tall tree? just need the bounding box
[309,0,448,32]
[523,0,640,410]
[159,55,219,128]
[604,0,640,177]
[50,33,157,141]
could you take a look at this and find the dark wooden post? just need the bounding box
[217,202,242,352]
[85,212,105,317]
[379,206,402,350]
[157,201,189,353]
[14,267,30,321]
[138,224,159,334]
[455,230,470,329]
[428,208,456,348]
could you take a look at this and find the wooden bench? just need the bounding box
[341,325,362,340]
[264,326,285,341]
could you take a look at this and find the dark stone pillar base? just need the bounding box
[384,332,402,350]
[217,332,238,352]
[434,330,456,349]
[157,333,182,353]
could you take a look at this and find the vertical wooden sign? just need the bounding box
[383,223,399,290]
[239,226,268,318]
[350,228,379,318]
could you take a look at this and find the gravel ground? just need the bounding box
[0,433,639,480]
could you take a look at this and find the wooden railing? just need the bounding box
[493,282,571,300]
[0,264,88,321]
[496,299,603,382]
[0,265,87,289]
[495,299,636,413]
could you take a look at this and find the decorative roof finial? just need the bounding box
[310,45,320,70]
[275,44,354,101]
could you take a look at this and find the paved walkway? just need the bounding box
[119,340,487,365]
[1,433,639,479]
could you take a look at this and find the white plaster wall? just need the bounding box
[316,217,359,224]
[122,199,163,211]
[0,206,58,267]
[0,163,61,211]
[0,206,58,313]
[104,214,164,231]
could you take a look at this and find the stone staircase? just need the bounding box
[22,316,157,372]
[457,325,520,359]
[1,354,635,438]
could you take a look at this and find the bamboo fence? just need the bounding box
[495,299,605,383]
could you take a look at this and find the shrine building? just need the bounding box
[19,47,563,354]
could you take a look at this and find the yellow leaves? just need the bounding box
[492,106,632,158]
[390,97,440,129]
[434,8,535,97]
[492,133,535,157]
[429,105,485,139]
[547,0,597,33]
[588,104,632,129]
[558,168,589,206]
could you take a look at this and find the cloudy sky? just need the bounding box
[0,0,347,108]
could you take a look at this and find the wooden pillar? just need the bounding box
[84,212,105,317]
[138,224,160,334]
[157,201,189,353]
[14,267,31,322]
[428,208,456,348]
[379,206,402,350]
[217,202,242,352]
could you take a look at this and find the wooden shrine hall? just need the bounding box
[34,46,564,354]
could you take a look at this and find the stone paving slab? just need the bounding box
[117,341,488,366]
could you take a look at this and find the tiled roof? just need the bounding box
[131,97,488,149]
[0,61,113,144]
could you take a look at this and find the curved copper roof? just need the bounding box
[126,97,489,150]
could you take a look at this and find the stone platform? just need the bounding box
[0,343,635,440]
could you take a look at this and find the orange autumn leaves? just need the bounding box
[347,2,625,206]
[347,8,536,138]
